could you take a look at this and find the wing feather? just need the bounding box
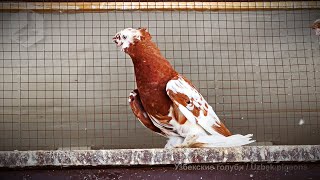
[129,89,166,137]
[166,75,232,137]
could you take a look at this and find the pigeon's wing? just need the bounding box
[166,75,232,136]
[129,89,166,137]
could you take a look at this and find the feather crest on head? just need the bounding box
[113,28,151,51]
[312,19,320,36]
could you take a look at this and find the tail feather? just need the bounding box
[195,134,255,147]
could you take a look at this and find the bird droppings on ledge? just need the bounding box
[0,145,319,168]
[299,119,305,126]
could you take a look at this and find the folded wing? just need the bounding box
[166,75,232,137]
[129,89,166,137]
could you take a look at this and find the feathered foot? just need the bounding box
[164,136,184,148]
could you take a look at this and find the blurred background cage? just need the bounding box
[0,0,320,152]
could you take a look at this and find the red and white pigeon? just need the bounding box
[312,19,320,36]
[113,28,255,148]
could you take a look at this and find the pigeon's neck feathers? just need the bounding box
[127,39,162,62]
[127,39,177,85]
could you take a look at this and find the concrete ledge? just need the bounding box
[0,145,319,168]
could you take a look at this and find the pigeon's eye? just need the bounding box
[122,35,127,40]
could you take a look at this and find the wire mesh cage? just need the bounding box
[0,1,320,153]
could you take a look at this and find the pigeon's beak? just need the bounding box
[112,34,122,47]
[112,36,118,45]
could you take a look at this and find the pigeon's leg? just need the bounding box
[173,134,205,148]
[164,136,184,148]
[315,28,320,36]
[129,89,165,136]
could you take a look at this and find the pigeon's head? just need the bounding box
[311,19,320,36]
[113,28,151,52]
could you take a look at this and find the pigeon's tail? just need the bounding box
[196,134,255,147]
